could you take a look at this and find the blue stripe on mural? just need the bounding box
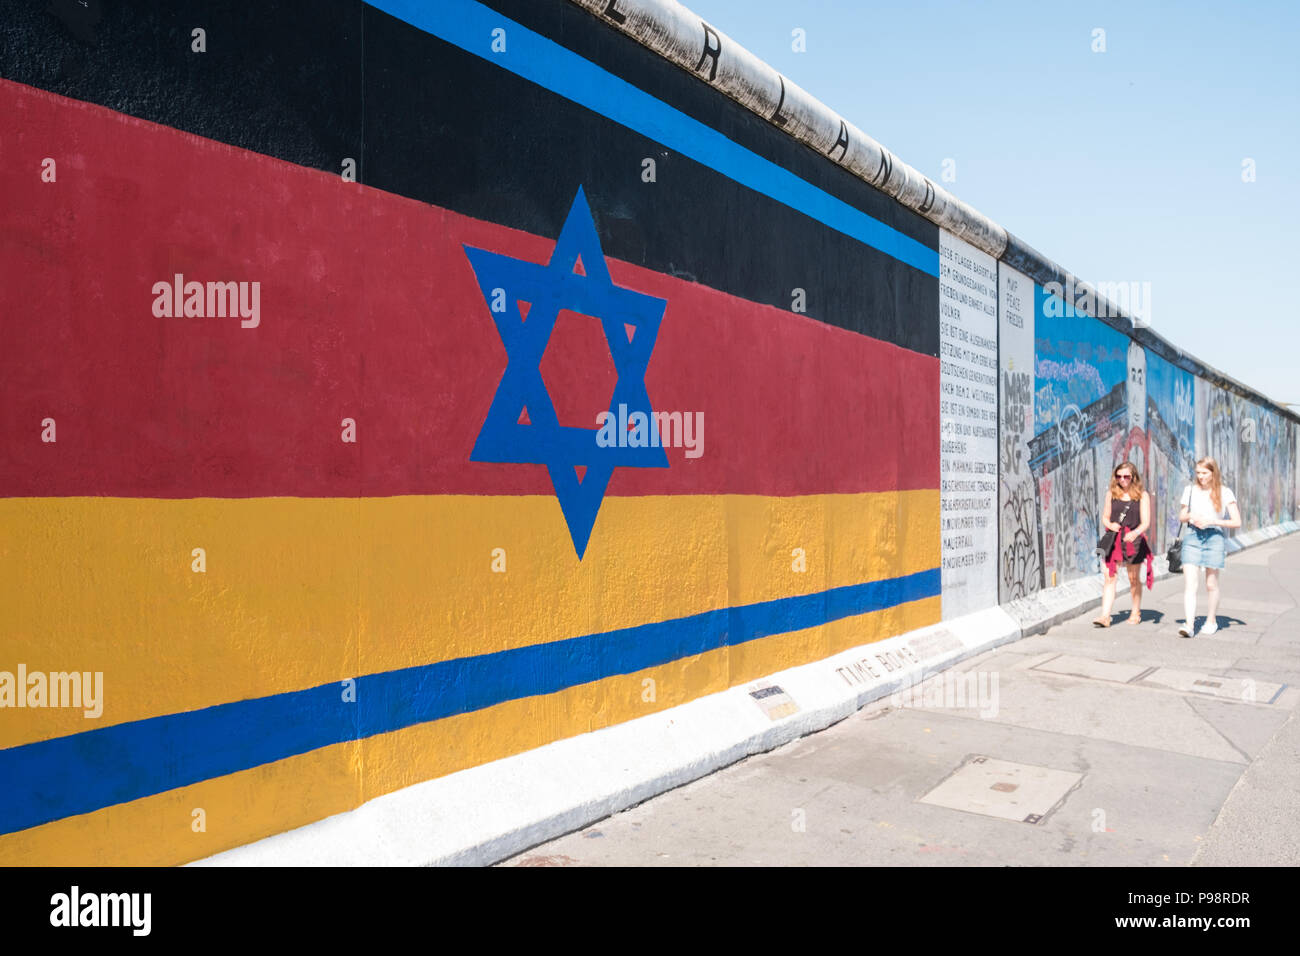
[0,568,939,836]
[364,0,939,278]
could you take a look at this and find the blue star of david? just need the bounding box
[463,187,668,558]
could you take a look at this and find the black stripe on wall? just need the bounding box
[1,0,938,355]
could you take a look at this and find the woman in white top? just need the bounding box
[1177,457,1242,637]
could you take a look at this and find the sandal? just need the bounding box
[1092,617,1111,628]
[1128,613,1141,625]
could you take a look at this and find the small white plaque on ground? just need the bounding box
[907,629,964,661]
[748,684,799,721]
[1140,668,1285,704]
[919,756,1082,824]
[1031,655,1148,683]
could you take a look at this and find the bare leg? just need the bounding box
[1097,568,1117,625]
[1205,569,1221,628]
[1127,565,1142,621]
[1181,566,1199,635]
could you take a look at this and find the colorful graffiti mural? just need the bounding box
[1029,287,1129,584]
[1144,350,1197,551]
[1197,382,1297,531]
[998,278,1293,594]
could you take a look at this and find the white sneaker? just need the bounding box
[1201,619,1219,635]
[1178,624,1193,638]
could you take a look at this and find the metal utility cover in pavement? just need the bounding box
[1031,654,1147,683]
[1140,668,1285,703]
[919,756,1083,824]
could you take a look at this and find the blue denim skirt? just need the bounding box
[1181,526,1226,569]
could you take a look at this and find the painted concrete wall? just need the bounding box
[0,0,1295,864]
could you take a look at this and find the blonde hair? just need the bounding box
[1195,457,1223,513]
[1109,461,1144,500]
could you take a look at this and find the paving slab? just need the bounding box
[918,755,1083,824]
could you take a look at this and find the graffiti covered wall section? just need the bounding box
[1144,350,1197,552]
[1196,380,1297,531]
[1030,288,1128,584]
[997,263,1038,601]
[997,289,1296,590]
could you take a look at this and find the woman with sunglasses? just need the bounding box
[1093,461,1153,627]
[1177,457,1242,637]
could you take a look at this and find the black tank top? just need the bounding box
[1109,496,1140,530]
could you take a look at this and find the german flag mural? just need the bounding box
[0,0,941,863]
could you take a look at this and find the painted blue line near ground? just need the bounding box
[0,568,939,835]
[365,0,938,277]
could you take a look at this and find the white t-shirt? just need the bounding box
[1180,484,1236,523]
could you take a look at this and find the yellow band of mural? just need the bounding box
[1,491,938,750]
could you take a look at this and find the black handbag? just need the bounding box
[1167,521,1186,573]
[1096,502,1131,558]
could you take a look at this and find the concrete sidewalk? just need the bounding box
[503,534,1300,866]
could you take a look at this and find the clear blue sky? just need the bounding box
[684,0,1300,410]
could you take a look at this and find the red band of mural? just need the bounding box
[1,80,937,499]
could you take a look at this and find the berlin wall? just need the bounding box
[1,0,1296,864]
